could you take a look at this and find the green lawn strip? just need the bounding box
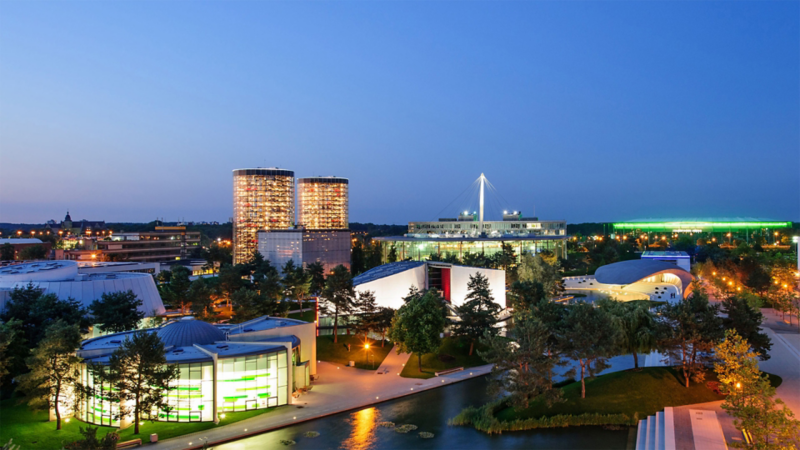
[316,335,391,370]
[0,397,278,448]
[287,310,316,323]
[400,337,487,379]
[495,367,784,423]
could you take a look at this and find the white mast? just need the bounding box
[479,173,485,226]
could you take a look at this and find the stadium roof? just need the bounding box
[612,221,790,231]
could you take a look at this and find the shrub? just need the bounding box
[303,431,320,438]
[419,432,435,439]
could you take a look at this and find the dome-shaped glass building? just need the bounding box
[76,316,316,426]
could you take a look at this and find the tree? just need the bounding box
[187,278,216,320]
[320,265,355,343]
[352,290,378,341]
[351,241,366,275]
[388,289,447,373]
[659,288,724,387]
[0,319,20,388]
[714,330,799,449]
[16,320,82,430]
[598,300,660,370]
[306,262,326,296]
[372,307,395,347]
[231,287,287,322]
[19,245,47,260]
[479,311,563,410]
[453,273,501,355]
[65,426,119,450]
[493,242,517,273]
[387,246,398,263]
[557,302,621,398]
[1,285,87,385]
[89,291,144,333]
[163,266,192,314]
[721,296,771,361]
[509,280,547,311]
[217,263,250,301]
[93,331,178,435]
[0,243,14,261]
[282,260,311,306]
[517,254,562,298]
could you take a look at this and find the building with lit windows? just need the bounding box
[297,177,349,230]
[258,229,350,274]
[233,168,296,264]
[76,316,316,426]
[612,220,791,244]
[94,226,200,263]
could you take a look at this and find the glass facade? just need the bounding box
[376,238,567,262]
[78,365,121,427]
[233,169,295,264]
[218,351,288,412]
[77,349,289,426]
[297,177,349,230]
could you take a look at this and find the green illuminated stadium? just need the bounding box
[612,221,791,232]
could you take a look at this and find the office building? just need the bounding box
[233,168,295,264]
[297,177,349,230]
[95,226,200,262]
[258,229,350,274]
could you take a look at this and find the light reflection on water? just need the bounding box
[341,407,378,450]
[215,377,629,450]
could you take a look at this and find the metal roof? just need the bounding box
[373,235,569,242]
[642,251,690,258]
[353,261,425,285]
[594,259,693,287]
[156,317,226,347]
[0,239,44,245]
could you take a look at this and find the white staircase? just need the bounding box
[635,407,676,450]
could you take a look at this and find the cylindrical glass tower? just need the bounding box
[232,168,295,264]
[297,177,349,230]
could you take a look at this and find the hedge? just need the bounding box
[448,399,637,434]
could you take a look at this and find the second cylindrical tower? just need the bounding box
[297,177,349,230]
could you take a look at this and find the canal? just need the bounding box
[215,376,630,450]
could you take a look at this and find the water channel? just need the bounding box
[215,376,630,450]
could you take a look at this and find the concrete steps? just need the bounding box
[635,407,675,450]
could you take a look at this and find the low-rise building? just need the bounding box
[75,316,315,426]
[258,229,350,274]
[95,226,200,262]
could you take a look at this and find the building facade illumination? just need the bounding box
[297,177,349,230]
[233,169,295,265]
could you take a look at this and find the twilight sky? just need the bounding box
[0,1,798,225]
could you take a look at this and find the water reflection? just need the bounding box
[341,407,379,450]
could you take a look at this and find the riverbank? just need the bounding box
[151,350,493,450]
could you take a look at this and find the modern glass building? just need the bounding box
[76,316,316,426]
[297,177,349,230]
[258,229,351,274]
[374,235,568,262]
[233,168,296,264]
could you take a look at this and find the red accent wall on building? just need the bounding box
[441,268,451,302]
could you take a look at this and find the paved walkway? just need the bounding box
[152,347,492,450]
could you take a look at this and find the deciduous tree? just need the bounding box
[479,311,564,410]
[16,320,82,430]
[388,289,447,372]
[721,296,771,360]
[557,302,621,398]
[598,300,660,370]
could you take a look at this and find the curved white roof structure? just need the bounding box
[0,260,165,316]
[594,259,693,287]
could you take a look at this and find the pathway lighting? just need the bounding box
[220,414,226,419]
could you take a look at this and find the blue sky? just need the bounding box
[1,1,797,225]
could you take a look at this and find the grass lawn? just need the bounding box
[495,367,781,422]
[316,334,392,370]
[400,337,487,379]
[0,397,278,448]
[288,310,316,323]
